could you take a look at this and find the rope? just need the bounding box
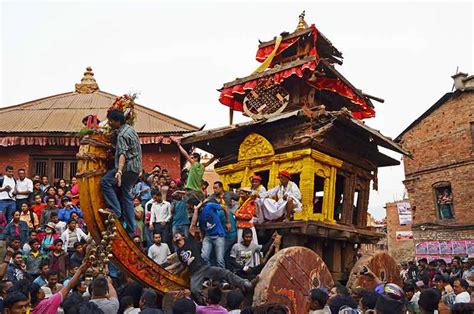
[80,137,112,148]
[76,169,107,179]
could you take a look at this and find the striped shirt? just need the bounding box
[115,124,142,174]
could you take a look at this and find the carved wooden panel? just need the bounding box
[238,133,275,161]
[78,135,189,293]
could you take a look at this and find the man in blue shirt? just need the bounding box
[196,199,226,269]
[171,191,190,237]
[58,197,83,222]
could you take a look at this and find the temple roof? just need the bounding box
[182,108,409,168]
[0,67,197,135]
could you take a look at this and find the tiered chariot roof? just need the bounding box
[218,12,381,120]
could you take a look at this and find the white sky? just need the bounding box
[1,1,472,219]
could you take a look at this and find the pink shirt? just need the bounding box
[197,304,229,314]
[31,292,63,314]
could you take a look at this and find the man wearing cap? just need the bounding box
[235,187,259,245]
[433,273,456,311]
[260,170,302,221]
[58,197,83,223]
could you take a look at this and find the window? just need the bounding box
[291,173,301,187]
[333,175,345,221]
[254,170,270,189]
[471,122,474,150]
[31,156,77,185]
[313,175,325,214]
[228,183,241,193]
[433,182,454,219]
[353,189,361,225]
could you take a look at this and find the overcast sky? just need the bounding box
[1,1,472,219]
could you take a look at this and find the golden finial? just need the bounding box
[75,66,99,94]
[296,10,308,31]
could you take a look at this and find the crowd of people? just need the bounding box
[1,109,473,313]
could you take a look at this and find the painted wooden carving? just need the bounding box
[238,133,275,161]
[77,135,189,293]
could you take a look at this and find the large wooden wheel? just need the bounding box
[253,246,334,314]
[346,251,401,291]
[77,134,189,293]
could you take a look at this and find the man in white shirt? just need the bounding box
[260,170,302,222]
[147,232,170,266]
[146,190,171,246]
[453,278,471,304]
[14,169,33,211]
[61,219,88,253]
[0,165,17,222]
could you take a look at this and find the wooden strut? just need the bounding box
[262,231,282,264]
[76,169,107,179]
[76,152,108,161]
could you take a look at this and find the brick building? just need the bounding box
[0,67,198,182]
[395,72,474,260]
[385,201,415,262]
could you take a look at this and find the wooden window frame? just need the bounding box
[30,156,78,185]
[432,181,455,220]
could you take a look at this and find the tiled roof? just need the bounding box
[0,90,197,134]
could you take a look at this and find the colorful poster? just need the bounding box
[396,231,414,241]
[396,201,412,225]
[428,255,439,262]
[427,241,440,255]
[466,240,474,255]
[416,242,428,255]
[452,240,466,255]
[439,241,453,255]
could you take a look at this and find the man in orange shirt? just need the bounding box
[235,187,261,266]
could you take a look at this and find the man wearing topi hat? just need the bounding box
[260,170,302,221]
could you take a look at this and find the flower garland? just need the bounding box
[79,93,139,138]
[108,93,138,126]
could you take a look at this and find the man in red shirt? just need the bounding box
[31,195,47,219]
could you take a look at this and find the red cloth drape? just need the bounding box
[220,24,374,119]
[219,60,316,111]
[255,24,320,65]
[307,77,375,119]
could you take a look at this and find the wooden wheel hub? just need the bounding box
[253,246,333,313]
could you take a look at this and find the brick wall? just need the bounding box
[404,166,474,225]
[385,202,415,262]
[413,229,474,242]
[0,147,31,174]
[401,92,474,176]
[400,91,474,226]
[141,145,182,179]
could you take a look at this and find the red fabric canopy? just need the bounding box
[220,24,375,119]
[255,24,320,65]
[306,78,375,119]
[219,60,316,111]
